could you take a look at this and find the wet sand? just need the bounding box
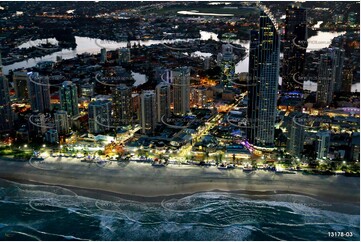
[0,158,359,213]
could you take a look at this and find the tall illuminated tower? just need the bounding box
[172,67,190,116]
[247,10,280,148]
[282,5,307,92]
[140,90,156,135]
[316,48,344,107]
[155,82,171,123]
[88,100,112,134]
[112,84,132,126]
[60,81,79,118]
[27,72,51,113]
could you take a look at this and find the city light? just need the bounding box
[0,1,359,240]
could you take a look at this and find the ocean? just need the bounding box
[0,178,359,241]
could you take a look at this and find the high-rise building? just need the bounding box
[172,67,190,116]
[216,53,223,66]
[287,117,305,156]
[333,47,345,93]
[220,44,235,87]
[45,129,59,144]
[60,81,79,117]
[222,44,234,61]
[204,57,211,70]
[316,49,337,107]
[140,90,156,135]
[247,11,280,148]
[27,72,51,113]
[28,111,47,138]
[88,100,112,134]
[316,130,331,159]
[282,5,307,92]
[54,110,69,135]
[117,48,130,64]
[0,52,14,133]
[155,82,171,123]
[132,93,140,122]
[112,84,132,126]
[100,48,107,63]
[13,70,29,101]
[192,87,208,108]
[80,83,94,98]
[154,67,172,84]
[341,68,353,93]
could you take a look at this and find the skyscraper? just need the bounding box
[341,68,353,93]
[282,5,307,92]
[247,11,280,148]
[27,72,51,113]
[172,67,190,116]
[45,129,59,144]
[316,130,331,159]
[316,49,340,107]
[13,70,29,101]
[192,87,208,108]
[112,84,132,126]
[333,47,345,93]
[287,117,305,156]
[100,48,107,63]
[140,90,156,135]
[60,81,79,117]
[28,111,47,138]
[155,82,171,123]
[0,52,14,133]
[88,100,112,134]
[54,110,70,135]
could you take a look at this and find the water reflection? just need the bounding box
[132,72,147,87]
[3,30,359,92]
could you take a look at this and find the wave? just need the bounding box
[0,179,359,240]
[0,224,89,241]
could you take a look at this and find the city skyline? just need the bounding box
[0,1,359,241]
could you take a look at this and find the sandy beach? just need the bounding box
[0,157,359,211]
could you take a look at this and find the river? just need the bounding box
[3,30,358,92]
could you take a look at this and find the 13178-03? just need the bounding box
[328,232,353,238]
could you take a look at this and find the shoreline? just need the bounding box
[0,158,359,214]
[1,175,359,215]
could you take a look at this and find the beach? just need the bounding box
[0,157,360,240]
[0,157,359,210]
